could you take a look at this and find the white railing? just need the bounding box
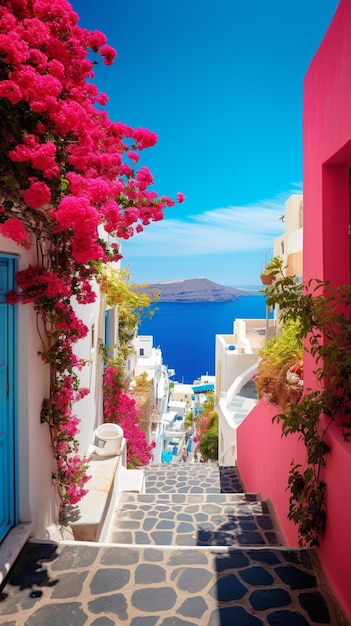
[219,441,236,466]
[220,360,259,417]
[218,360,259,467]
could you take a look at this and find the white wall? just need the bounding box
[170,383,193,410]
[72,290,105,455]
[215,334,258,397]
[0,236,57,536]
[26,304,58,536]
[288,228,303,255]
[168,400,186,417]
[137,335,153,358]
[273,194,303,263]
[284,194,303,232]
[218,361,259,466]
[0,235,106,538]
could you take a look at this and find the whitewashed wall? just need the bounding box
[0,235,106,538]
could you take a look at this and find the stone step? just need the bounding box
[228,396,258,425]
[143,463,244,494]
[106,492,282,547]
[116,492,260,504]
[1,454,347,625]
[1,540,343,626]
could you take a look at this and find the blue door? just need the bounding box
[0,255,17,543]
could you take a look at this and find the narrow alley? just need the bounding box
[0,463,347,625]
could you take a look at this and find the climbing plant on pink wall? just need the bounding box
[0,0,180,503]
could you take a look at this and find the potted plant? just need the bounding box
[260,255,284,285]
[260,272,275,285]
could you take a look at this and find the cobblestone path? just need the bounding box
[107,492,280,547]
[0,463,348,625]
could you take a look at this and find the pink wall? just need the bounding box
[319,422,351,620]
[303,0,351,288]
[237,402,351,621]
[236,400,304,546]
[237,2,351,620]
[304,1,351,618]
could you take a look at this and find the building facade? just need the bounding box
[236,2,351,619]
[0,231,114,575]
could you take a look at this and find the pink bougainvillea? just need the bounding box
[23,179,51,208]
[0,0,183,503]
[0,217,31,249]
[103,365,155,468]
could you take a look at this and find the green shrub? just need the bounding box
[184,411,193,428]
[256,320,303,407]
[199,428,218,461]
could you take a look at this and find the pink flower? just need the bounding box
[23,180,51,208]
[86,30,107,51]
[132,127,158,149]
[55,196,100,233]
[31,141,57,173]
[176,192,185,203]
[72,235,107,264]
[0,80,22,104]
[7,290,19,305]
[99,44,117,66]
[136,166,154,189]
[0,218,31,249]
[96,92,108,106]
[0,0,180,505]
[127,151,140,163]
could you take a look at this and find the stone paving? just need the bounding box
[107,464,281,547]
[107,492,280,547]
[143,464,244,493]
[0,463,348,625]
[228,380,258,425]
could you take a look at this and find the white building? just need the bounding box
[216,194,304,468]
[273,194,303,281]
[134,335,170,419]
[132,335,172,459]
[169,382,194,410]
[0,230,120,573]
[1,229,158,580]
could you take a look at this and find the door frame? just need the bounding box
[0,253,18,542]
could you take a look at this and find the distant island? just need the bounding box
[141,278,258,302]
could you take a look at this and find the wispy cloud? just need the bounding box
[121,189,302,258]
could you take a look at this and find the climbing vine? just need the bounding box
[97,264,158,360]
[102,361,155,469]
[0,0,182,503]
[98,266,156,467]
[262,256,351,546]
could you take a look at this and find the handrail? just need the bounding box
[219,442,236,465]
[219,359,260,420]
[218,360,260,466]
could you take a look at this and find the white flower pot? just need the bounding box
[94,423,124,457]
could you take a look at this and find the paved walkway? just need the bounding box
[0,464,348,625]
[228,380,258,425]
[107,465,280,548]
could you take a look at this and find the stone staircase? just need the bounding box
[0,462,347,625]
[100,463,341,625]
[227,379,258,426]
[106,465,281,548]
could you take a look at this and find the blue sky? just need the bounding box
[72,0,339,287]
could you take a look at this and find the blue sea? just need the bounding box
[138,295,268,384]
